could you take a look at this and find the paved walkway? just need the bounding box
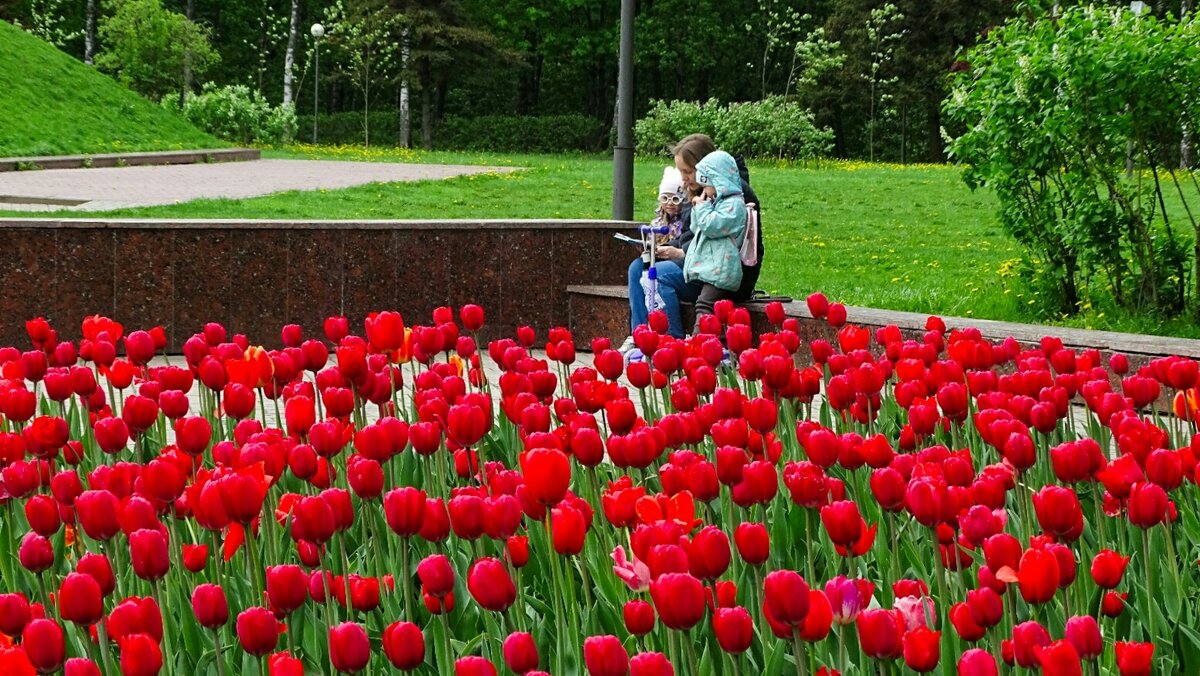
[0,159,514,211]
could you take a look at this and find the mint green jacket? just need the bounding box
[684,150,747,291]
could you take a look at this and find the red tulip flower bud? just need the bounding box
[266,565,308,615]
[59,572,104,626]
[713,607,753,654]
[1032,486,1084,541]
[383,621,425,671]
[0,593,32,637]
[856,608,905,660]
[1017,547,1059,605]
[502,632,539,675]
[902,626,941,673]
[763,570,810,627]
[1127,481,1168,528]
[118,632,162,676]
[76,489,121,540]
[22,619,66,674]
[182,544,208,573]
[957,649,998,676]
[734,522,770,565]
[18,532,54,573]
[347,456,384,500]
[191,583,229,629]
[65,657,102,676]
[623,600,655,636]
[1114,641,1154,676]
[1090,549,1130,589]
[329,622,371,673]
[518,448,571,506]
[1064,615,1102,661]
[77,552,115,597]
[583,635,629,676]
[1011,621,1051,669]
[417,554,455,598]
[453,656,497,675]
[629,652,674,676]
[105,597,162,645]
[1035,640,1082,676]
[236,607,280,656]
[467,558,515,612]
[129,528,169,581]
[649,573,706,631]
[686,525,730,580]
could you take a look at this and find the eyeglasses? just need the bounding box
[658,193,684,206]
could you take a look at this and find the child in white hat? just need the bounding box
[651,167,688,245]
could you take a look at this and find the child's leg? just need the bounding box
[627,257,648,332]
[692,283,732,334]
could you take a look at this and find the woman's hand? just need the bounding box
[655,246,685,262]
[691,195,707,208]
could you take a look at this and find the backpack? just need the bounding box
[738,203,760,267]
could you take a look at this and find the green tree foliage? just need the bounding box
[95,0,218,100]
[945,5,1200,320]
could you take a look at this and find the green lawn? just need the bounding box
[6,144,1198,338]
[0,21,222,157]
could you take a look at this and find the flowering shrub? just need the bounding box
[1,297,1199,674]
[636,97,834,159]
[165,84,297,145]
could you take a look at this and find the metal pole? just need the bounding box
[612,0,635,221]
[313,40,320,145]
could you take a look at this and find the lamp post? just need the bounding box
[611,0,634,221]
[311,23,324,145]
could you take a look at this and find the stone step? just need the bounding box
[0,148,260,172]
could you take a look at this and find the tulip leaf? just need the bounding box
[764,638,787,676]
[1178,624,1200,672]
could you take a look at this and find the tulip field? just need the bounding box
[2,297,1200,675]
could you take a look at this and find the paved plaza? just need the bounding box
[0,159,514,211]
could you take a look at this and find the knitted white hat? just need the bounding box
[658,167,684,197]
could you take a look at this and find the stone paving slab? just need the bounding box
[0,159,515,211]
[0,148,259,172]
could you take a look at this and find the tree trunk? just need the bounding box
[282,0,300,106]
[84,0,95,65]
[398,26,410,148]
[421,61,433,150]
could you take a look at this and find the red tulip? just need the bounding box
[734,522,770,565]
[118,633,162,676]
[329,622,370,673]
[583,635,629,676]
[1032,485,1084,541]
[192,584,229,629]
[105,597,162,644]
[236,607,280,656]
[59,572,103,626]
[1012,621,1050,669]
[1102,591,1128,617]
[687,525,730,580]
[182,544,208,573]
[1035,641,1081,676]
[956,649,998,676]
[455,657,498,676]
[1064,615,1102,660]
[824,576,873,625]
[624,600,655,636]
[1114,641,1153,676]
[23,619,66,674]
[763,570,810,627]
[949,602,985,642]
[76,489,121,540]
[129,528,169,581]
[1127,482,1167,528]
[503,632,539,674]
[383,621,425,670]
[1017,547,1059,605]
[1090,549,1129,589]
[519,448,571,505]
[713,607,753,654]
[65,658,101,676]
[649,573,706,631]
[467,558,515,612]
[0,593,31,637]
[266,565,308,615]
[551,504,587,555]
[902,626,941,673]
[629,652,674,676]
[856,609,905,660]
[77,553,115,596]
[798,589,833,642]
[18,533,54,573]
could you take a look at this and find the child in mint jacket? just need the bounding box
[683,150,747,329]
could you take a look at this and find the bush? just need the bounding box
[165,84,296,145]
[945,6,1200,318]
[635,97,834,159]
[295,112,402,146]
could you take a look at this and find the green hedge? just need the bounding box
[298,112,605,152]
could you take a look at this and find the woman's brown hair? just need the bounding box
[672,133,716,171]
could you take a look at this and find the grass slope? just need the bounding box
[6,145,1196,338]
[0,20,222,157]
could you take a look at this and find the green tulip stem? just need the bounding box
[96,618,118,676]
[1143,527,1158,646]
[791,631,808,676]
[152,578,175,676]
[212,627,227,676]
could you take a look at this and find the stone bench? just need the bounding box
[567,284,1200,368]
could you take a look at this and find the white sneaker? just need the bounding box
[617,336,636,354]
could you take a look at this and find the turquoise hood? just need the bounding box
[695,151,743,200]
